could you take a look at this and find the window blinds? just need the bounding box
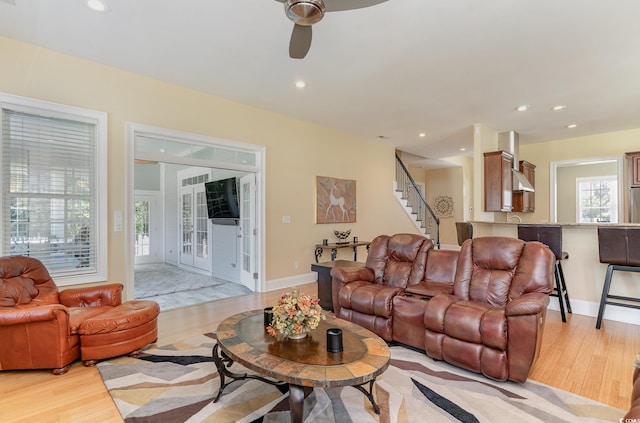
[1,108,98,276]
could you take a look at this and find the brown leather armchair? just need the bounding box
[424,237,555,382]
[331,233,433,342]
[0,256,158,374]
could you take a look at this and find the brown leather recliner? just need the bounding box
[424,237,555,383]
[0,256,159,374]
[331,233,433,342]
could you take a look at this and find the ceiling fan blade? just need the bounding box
[324,0,387,12]
[289,24,312,59]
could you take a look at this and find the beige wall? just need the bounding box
[520,128,640,223]
[425,167,463,247]
[556,161,618,223]
[0,36,421,294]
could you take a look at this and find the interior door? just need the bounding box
[179,187,194,267]
[239,173,257,291]
[179,184,211,273]
[192,185,211,272]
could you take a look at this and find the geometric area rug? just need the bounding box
[96,333,625,423]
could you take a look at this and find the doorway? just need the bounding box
[125,123,265,303]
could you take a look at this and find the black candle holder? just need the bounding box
[326,328,343,353]
[264,307,274,328]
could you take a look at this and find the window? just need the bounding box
[135,200,150,257]
[576,176,618,223]
[0,93,107,284]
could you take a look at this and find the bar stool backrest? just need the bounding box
[597,226,640,266]
[517,224,562,260]
[455,222,473,247]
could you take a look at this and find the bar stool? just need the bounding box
[596,226,640,329]
[517,224,572,322]
[455,222,473,246]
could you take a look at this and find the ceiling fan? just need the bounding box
[274,0,388,59]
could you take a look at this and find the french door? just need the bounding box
[239,174,257,290]
[179,183,211,273]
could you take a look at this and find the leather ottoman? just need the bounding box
[78,300,160,365]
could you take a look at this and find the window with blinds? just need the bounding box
[0,94,107,282]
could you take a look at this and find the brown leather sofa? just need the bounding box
[0,256,159,374]
[331,234,555,383]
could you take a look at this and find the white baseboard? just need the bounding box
[266,272,318,292]
[547,297,639,326]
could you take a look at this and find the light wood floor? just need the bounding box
[0,282,637,423]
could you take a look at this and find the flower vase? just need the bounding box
[288,332,307,341]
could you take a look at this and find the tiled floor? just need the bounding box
[135,263,252,311]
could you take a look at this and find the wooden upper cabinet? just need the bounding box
[484,151,513,212]
[627,151,640,187]
[513,160,535,212]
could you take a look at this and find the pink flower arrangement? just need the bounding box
[266,289,325,338]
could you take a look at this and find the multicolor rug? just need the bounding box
[97,333,625,422]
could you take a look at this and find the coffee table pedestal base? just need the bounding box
[212,343,381,422]
[211,344,286,403]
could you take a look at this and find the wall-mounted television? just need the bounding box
[204,177,239,225]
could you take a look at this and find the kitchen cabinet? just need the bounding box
[513,160,535,212]
[627,151,640,187]
[484,151,513,212]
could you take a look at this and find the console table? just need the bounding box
[314,241,370,263]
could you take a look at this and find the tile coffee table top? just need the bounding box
[215,310,390,388]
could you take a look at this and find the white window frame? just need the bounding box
[0,93,108,285]
[576,175,618,224]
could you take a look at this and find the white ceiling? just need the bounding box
[1,0,639,168]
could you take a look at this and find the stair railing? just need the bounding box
[395,153,440,247]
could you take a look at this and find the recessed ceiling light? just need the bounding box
[552,105,567,111]
[84,0,110,12]
[295,80,306,89]
[516,104,529,112]
[418,132,426,138]
[567,124,577,129]
[460,148,466,151]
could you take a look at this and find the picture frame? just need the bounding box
[316,176,356,224]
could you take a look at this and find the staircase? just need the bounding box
[395,154,440,247]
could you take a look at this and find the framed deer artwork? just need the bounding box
[316,176,356,224]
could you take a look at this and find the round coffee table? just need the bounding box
[213,309,390,423]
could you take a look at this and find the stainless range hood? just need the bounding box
[498,131,534,192]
